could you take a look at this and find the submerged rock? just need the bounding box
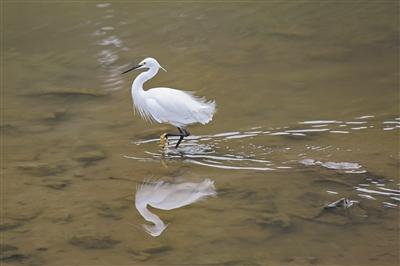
[72,145,106,165]
[282,256,319,265]
[0,123,21,135]
[51,213,73,224]
[126,249,151,262]
[0,244,18,253]
[0,253,29,263]
[7,207,43,222]
[69,236,120,249]
[43,179,71,190]
[95,201,129,221]
[312,210,351,225]
[127,246,173,262]
[297,192,326,208]
[0,220,23,232]
[142,245,172,255]
[256,212,291,229]
[293,197,368,226]
[41,108,67,121]
[16,161,66,177]
[97,211,122,220]
[0,244,29,262]
[291,192,328,221]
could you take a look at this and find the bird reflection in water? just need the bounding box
[135,178,216,237]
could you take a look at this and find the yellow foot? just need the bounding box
[159,133,168,148]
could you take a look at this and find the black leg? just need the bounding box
[175,128,191,148]
[162,128,190,148]
[175,128,184,148]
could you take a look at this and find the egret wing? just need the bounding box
[145,88,216,127]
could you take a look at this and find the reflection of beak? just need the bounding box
[121,64,142,74]
[160,65,167,72]
[142,223,168,237]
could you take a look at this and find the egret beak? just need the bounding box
[160,65,167,72]
[121,64,142,75]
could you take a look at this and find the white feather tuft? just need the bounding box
[143,88,216,127]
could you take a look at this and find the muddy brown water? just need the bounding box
[2,2,399,266]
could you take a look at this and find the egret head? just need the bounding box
[121,57,166,74]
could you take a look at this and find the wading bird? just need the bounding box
[122,57,216,148]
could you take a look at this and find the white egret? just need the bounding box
[135,178,216,237]
[122,57,216,148]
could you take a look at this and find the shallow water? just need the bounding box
[2,2,399,266]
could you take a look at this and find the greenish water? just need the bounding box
[2,1,399,265]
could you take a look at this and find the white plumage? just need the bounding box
[126,57,216,128]
[144,88,216,128]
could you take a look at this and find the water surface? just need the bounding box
[2,2,399,265]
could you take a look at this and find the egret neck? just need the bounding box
[135,202,166,236]
[131,66,158,98]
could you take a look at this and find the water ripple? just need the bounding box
[126,114,399,208]
[92,2,127,91]
[130,114,398,171]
